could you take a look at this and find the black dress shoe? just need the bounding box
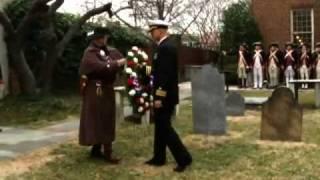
[173,165,187,172]
[173,163,192,173]
[145,159,166,166]
[173,159,192,172]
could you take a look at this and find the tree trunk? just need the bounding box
[41,46,59,94]
[7,39,37,95]
[38,19,58,94]
[41,3,113,93]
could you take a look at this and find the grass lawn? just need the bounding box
[0,86,315,128]
[5,99,320,180]
[0,95,81,128]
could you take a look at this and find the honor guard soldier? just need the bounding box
[283,42,298,87]
[267,42,283,88]
[298,43,312,88]
[312,42,320,79]
[237,43,251,89]
[252,42,266,89]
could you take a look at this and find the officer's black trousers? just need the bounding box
[152,105,192,166]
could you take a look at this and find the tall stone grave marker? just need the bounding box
[191,64,227,135]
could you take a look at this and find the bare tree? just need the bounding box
[130,0,193,22]
[82,0,154,41]
[0,0,117,94]
[191,0,232,49]
[0,0,50,95]
[81,0,132,25]
[40,1,114,93]
[115,0,211,36]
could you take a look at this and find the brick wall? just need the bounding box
[251,0,319,49]
[314,1,320,46]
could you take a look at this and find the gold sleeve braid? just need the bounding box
[156,88,167,97]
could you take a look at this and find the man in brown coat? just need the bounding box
[79,27,126,164]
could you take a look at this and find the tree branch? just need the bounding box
[49,0,64,14]
[114,13,135,29]
[82,3,113,21]
[164,0,178,19]
[114,13,153,42]
[180,0,210,36]
[56,3,113,58]
[112,6,132,16]
[39,0,55,3]
[16,0,50,43]
[0,11,15,37]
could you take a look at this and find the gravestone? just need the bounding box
[246,71,253,87]
[261,87,303,141]
[191,64,227,135]
[114,86,126,123]
[226,92,245,116]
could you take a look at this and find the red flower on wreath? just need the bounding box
[125,46,153,115]
[127,78,134,87]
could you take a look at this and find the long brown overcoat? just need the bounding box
[79,44,123,146]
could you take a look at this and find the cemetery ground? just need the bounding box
[0,94,81,128]
[1,90,320,179]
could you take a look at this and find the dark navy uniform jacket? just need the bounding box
[152,37,179,106]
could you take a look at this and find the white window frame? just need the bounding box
[290,8,314,50]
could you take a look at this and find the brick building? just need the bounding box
[251,0,320,50]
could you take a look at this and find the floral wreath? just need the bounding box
[125,46,153,115]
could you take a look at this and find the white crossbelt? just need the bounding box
[269,51,279,63]
[285,50,294,61]
[239,51,247,67]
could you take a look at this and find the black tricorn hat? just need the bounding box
[285,41,294,47]
[253,42,263,47]
[240,42,249,49]
[87,27,110,41]
[269,42,279,48]
[300,43,310,48]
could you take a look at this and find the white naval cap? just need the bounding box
[148,19,171,32]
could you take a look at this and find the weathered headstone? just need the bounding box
[186,65,202,81]
[114,86,126,123]
[316,82,320,108]
[261,87,303,141]
[191,64,227,135]
[246,72,253,87]
[226,92,245,116]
